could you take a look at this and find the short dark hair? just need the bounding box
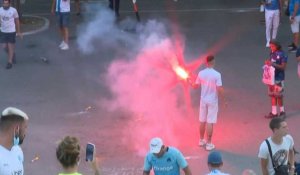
[56,136,81,169]
[0,115,25,131]
[3,0,11,3]
[269,40,282,50]
[206,55,215,63]
[269,117,285,131]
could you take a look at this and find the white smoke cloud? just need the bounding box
[76,2,197,155]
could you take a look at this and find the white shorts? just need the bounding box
[290,15,300,33]
[199,101,218,123]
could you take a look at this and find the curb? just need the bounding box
[22,15,50,36]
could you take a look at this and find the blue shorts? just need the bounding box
[0,32,16,44]
[56,12,70,28]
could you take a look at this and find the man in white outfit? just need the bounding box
[189,55,225,151]
[0,107,29,175]
[0,0,22,69]
[51,0,71,50]
[263,0,282,47]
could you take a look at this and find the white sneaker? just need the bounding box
[60,43,69,50]
[266,42,270,47]
[205,143,215,151]
[59,41,66,48]
[198,139,206,147]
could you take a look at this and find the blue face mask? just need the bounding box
[13,136,20,146]
[13,127,20,146]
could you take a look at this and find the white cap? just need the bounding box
[1,107,29,120]
[149,137,163,154]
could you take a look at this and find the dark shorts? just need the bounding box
[268,81,284,97]
[0,32,16,44]
[56,12,70,28]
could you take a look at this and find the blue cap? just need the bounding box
[207,151,222,164]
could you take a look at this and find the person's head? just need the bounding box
[269,40,282,52]
[207,151,223,170]
[0,107,29,146]
[269,117,288,136]
[2,0,10,9]
[206,55,215,67]
[56,136,81,170]
[149,137,165,158]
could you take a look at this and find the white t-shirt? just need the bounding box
[206,169,230,175]
[195,68,222,103]
[258,135,294,175]
[0,145,24,175]
[0,7,18,33]
[55,0,70,13]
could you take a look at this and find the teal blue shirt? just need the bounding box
[143,147,188,175]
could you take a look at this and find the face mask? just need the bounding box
[13,127,24,145]
[13,135,19,145]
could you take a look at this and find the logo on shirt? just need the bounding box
[273,149,288,167]
[167,158,171,162]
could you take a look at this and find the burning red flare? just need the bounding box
[173,65,189,80]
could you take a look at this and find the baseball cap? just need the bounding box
[1,107,29,120]
[207,151,222,164]
[149,137,163,154]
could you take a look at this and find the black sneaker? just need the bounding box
[288,43,296,49]
[265,112,278,119]
[279,112,286,118]
[289,46,297,52]
[5,63,12,69]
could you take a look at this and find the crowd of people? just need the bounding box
[0,0,119,69]
[1,0,300,174]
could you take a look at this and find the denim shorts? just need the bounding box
[56,12,70,28]
[0,32,16,44]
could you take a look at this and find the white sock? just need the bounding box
[272,106,277,115]
[280,106,285,112]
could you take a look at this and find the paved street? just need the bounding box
[0,0,300,174]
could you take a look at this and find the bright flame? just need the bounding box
[174,66,188,80]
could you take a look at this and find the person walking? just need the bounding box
[0,0,22,69]
[143,137,192,175]
[51,0,71,50]
[264,41,287,119]
[287,0,300,52]
[258,117,295,175]
[0,107,29,175]
[262,0,282,47]
[189,55,225,151]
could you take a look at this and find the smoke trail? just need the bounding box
[76,3,198,155]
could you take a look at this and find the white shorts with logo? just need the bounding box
[199,100,218,124]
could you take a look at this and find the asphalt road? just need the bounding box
[0,0,300,175]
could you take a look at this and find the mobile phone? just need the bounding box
[86,143,95,161]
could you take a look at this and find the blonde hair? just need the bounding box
[56,136,81,168]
